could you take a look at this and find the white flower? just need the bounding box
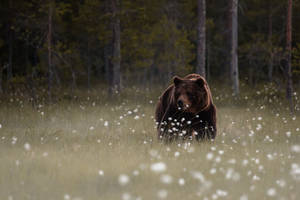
[43,152,48,157]
[276,179,286,188]
[104,121,109,127]
[206,152,213,160]
[157,189,168,199]
[118,174,130,186]
[210,168,216,174]
[266,188,276,196]
[160,174,173,184]
[122,193,131,200]
[178,178,185,186]
[98,170,104,176]
[151,162,166,173]
[240,194,248,200]
[257,116,262,120]
[218,150,224,155]
[64,194,71,200]
[174,151,180,157]
[216,189,228,197]
[24,143,31,151]
[291,145,300,153]
[133,170,139,176]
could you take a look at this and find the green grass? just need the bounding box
[0,84,299,200]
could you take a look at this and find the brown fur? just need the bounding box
[155,74,217,141]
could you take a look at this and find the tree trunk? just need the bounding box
[47,0,53,102]
[87,40,91,90]
[7,0,13,81]
[0,65,3,94]
[53,65,61,86]
[229,0,239,95]
[207,43,210,82]
[104,44,113,96]
[8,30,13,81]
[71,70,76,92]
[112,0,121,92]
[196,0,206,78]
[268,1,274,82]
[286,0,294,113]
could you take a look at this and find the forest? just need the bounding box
[1,0,300,97]
[0,1,300,200]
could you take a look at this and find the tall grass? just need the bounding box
[0,83,299,200]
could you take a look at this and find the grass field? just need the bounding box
[0,84,300,200]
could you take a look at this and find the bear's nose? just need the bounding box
[177,100,183,107]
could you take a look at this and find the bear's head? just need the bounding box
[172,75,212,114]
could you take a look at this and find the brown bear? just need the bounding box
[155,73,217,141]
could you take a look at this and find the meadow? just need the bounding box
[0,83,299,200]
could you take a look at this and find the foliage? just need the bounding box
[0,0,300,89]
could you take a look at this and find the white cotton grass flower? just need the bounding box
[157,189,168,199]
[266,188,276,196]
[210,168,217,174]
[122,193,131,200]
[276,179,286,188]
[256,124,262,131]
[43,152,48,157]
[178,178,185,186]
[206,152,214,160]
[149,149,158,158]
[252,175,260,181]
[12,136,17,144]
[24,143,31,151]
[118,174,130,186]
[216,189,228,197]
[215,156,221,163]
[160,174,173,184]
[104,121,109,127]
[98,170,104,176]
[218,150,224,155]
[64,194,71,200]
[133,170,139,176]
[291,145,300,153]
[290,163,300,181]
[240,194,248,200]
[151,162,166,173]
[225,168,240,181]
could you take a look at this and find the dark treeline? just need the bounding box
[0,0,300,97]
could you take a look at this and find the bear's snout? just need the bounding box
[177,100,183,107]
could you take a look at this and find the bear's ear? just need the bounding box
[195,77,205,86]
[173,76,183,86]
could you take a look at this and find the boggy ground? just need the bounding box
[0,84,299,200]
